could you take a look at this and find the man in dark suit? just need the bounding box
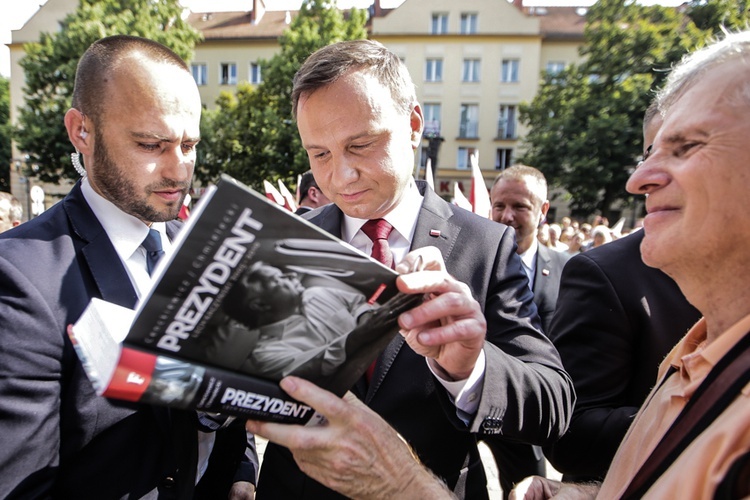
[0,35,256,498]
[542,102,701,482]
[253,39,574,499]
[487,165,571,494]
[294,169,331,215]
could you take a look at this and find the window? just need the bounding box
[496,148,514,170]
[459,104,479,138]
[462,59,481,82]
[431,13,448,34]
[425,58,443,82]
[501,59,520,83]
[498,105,517,139]
[191,64,207,86]
[220,63,237,85]
[460,13,478,34]
[546,61,566,75]
[423,103,442,137]
[457,147,479,170]
[250,62,262,84]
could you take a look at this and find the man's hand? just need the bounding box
[509,476,600,500]
[228,481,255,500]
[395,247,486,380]
[245,377,454,500]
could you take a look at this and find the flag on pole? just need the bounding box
[263,180,286,208]
[278,180,298,213]
[424,158,435,190]
[452,182,472,211]
[469,153,491,219]
[178,193,191,221]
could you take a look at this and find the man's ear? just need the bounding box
[409,103,424,150]
[540,200,550,224]
[64,108,91,154]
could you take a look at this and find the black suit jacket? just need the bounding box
[532,244,570,336]
[256,181,574,499]
[0,182,254,498]
[544,230,701,480]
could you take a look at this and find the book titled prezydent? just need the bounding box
[70,174,421,424]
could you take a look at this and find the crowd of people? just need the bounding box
[1,27,749,500]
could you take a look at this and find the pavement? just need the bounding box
[254,437,561,498]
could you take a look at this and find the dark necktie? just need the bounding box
[360,219,394,383]
[361,219,394,269]
[142,228,165,276]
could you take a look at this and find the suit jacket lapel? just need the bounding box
[533,245,553,296]
[63,183,140,309]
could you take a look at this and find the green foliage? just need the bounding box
[0,77,10,190]
[197,0,368,192]
[687,0,750,34]
[518,0,738,217]
[14,0,202,184]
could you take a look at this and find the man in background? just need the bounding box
[295,169,331,215]
[487,164,570,493]
[0,191,23,232]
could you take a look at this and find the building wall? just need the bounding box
[6,0,586,218]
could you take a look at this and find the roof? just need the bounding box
[187,10,295,40]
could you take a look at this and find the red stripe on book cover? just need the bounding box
[367,283,387,304]
[104,348,156,401]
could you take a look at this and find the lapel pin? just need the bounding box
[542,269,550,276]
[429,229,441,237]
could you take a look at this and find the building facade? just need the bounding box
[7,0,585,218]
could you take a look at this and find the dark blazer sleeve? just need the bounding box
[542,252,640,477]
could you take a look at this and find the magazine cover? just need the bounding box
[70,174,421,424]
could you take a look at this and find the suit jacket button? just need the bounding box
[162,476,176,489]
[482,417,503,431]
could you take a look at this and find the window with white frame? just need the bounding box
[496,148,514,170]
[460,13,478,34]
[501,59,520,83]
[425,58,443,82]
[459,104,479,138]
[191,63,207,86]
[220,63,237,85]
[431,13,448,34]
[546,61,566,75]
[457,147,479,170]
[423,103,442,136]
[497,105,517,139]
[462,58,481,82]
[250,62,262,84]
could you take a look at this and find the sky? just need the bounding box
[2,0,684,78]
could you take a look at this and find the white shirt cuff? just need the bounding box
[426,349,486,423]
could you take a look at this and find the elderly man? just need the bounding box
[512,29,750,499]
[253,39,573,499]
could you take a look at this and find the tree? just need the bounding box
[518,0,718,217]
[197,0,368,191]
[14,0,202,184]
[0,77,10,190]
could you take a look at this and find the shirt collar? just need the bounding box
[341,178,424,245]
[81,177,168,260]
[519,238,538,271]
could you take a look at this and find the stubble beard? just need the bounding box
[92,131,189,223]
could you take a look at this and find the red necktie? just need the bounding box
[360,219,394,382]
[361,219,394,269]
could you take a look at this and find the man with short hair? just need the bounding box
[295,170,331,215]
[513,29,750,499]
[254,38,573,500]
[0,191,23,232]
[0,35,256,498]
[487,164,570,493]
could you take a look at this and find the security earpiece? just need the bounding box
[80,130,88,139]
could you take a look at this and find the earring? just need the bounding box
[71,149,86,177]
